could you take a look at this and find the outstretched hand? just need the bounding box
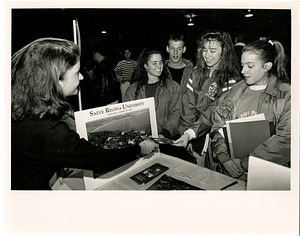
[172,133,190,147]
[139,139,158,155]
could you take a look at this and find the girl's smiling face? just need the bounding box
[59,61,83,97]
[144,53,163,79]
[241,51,270,86]
[202,40,222,70]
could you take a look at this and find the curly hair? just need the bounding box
[11,38,80,121]
[195,29,241,91]
[131,46,170,99]
[242,39,290,83]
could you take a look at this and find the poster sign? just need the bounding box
[74,97,158,190]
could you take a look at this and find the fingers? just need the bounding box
[172,139,184,146]
[172,137,184,146]
[172,138,182,144]
[224,160,242,178]
[230,165,241,177]
[232,159,244,176]
[173,134,189,147]
[187,143,193,155]
[59,177,63,185]
[231,163,240,174]
[57,168,65,185]
[140,139,158,155]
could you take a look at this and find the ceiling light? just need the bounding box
[187,17,194,26]
[245,9,253,18]
[101,30,107,34]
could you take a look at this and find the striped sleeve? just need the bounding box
[222,79,237,92]
[186,77,193,92]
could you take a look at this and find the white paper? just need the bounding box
[247,156,290,190]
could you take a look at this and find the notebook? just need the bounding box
[247,156,290,190]
[227,119,270,159]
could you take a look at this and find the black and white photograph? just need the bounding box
[3,0,299,235]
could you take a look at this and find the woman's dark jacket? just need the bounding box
[11,117,141,190]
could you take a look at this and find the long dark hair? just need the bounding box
[242,39,290,83]
[11,38,80,121]
[195,29,241,91]
[132,46,170,99]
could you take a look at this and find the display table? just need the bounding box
[51,151,246,190]
[95,152,246,190]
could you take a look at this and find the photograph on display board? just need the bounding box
[75,97,158,142]
[86,108,152,149]
[74,97,158,178]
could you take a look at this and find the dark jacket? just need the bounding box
[210,76,291,169]
[124,79,181,138]
[11,117,141,190]
[92,58,117,106]
[179,67,239,137]
[164,58,194,91]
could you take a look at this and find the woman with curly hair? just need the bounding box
[124,46,198,163]
[124,46,182,139]
[11,38,156,190]
[174,29,242,160]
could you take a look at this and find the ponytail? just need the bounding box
[272,40,290,83]
[243,39,290,83]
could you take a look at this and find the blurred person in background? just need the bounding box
[114,48,137,102]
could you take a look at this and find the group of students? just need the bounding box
[123,30,290,179]
[11,29,291,190]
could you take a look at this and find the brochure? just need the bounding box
[147,174,205,190]
[74,97,158,189]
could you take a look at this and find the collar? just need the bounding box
[249,84,267,90]
[239,76,279,96]
[264,76,279,96]
[165,58,194,68]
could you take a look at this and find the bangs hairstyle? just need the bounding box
[194,29,241,91]
[11,38,80,121]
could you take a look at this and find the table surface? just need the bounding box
[52,117,246,191]
[94,152,246,191]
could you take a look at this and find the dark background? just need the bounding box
[11,8,291,64]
